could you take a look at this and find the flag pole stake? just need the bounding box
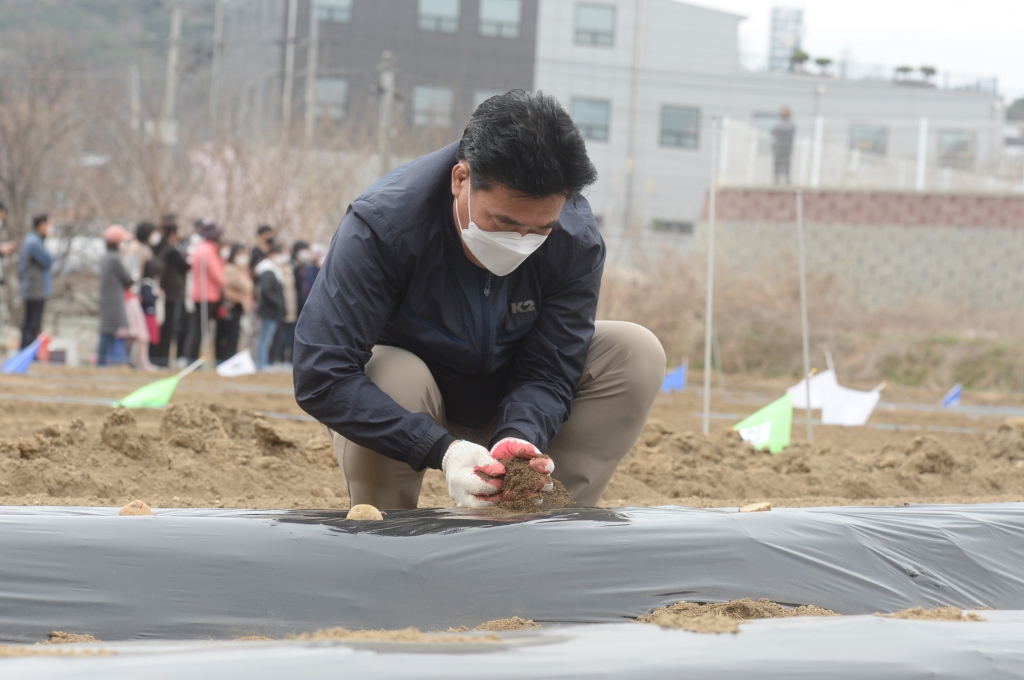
[796,189,813,444]
[702,117,719,436]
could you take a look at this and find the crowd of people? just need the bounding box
[0,201,324,372]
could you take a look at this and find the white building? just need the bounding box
[534,0,1006,238]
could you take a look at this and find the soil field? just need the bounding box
[1,365,1023,510]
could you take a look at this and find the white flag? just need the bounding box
[216,349,257,378]
[821,384,881,426]
[786,369,839,410]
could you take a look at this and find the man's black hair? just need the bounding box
[291,240,309,260]
[257,224,273,237]
[32,214,49,230]
[160,222,179,237]
[457,90,597,199]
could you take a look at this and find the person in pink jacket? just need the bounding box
[182,220,225,362]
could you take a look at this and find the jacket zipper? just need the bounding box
[479,272,493,373]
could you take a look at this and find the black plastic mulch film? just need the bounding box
[1,503,1023,644]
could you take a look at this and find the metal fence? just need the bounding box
[717,115,1023,194]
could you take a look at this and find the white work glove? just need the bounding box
[490,438,555,505]
[442,440,505,508]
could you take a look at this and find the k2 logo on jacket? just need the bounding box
[510,300,536,314]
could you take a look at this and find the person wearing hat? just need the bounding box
[97,225,134,366]
[182,220,226,363]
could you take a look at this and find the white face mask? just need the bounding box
[455,178,548,277]
[220,246,231,260]
[149,233,161,247]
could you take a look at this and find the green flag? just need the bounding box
[733,394,792,453]
[113,358,204,409]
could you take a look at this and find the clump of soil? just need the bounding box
[877,606,987,622]
[102,409,158,460]
[474,616,539,631]
[638,598,838,633]
[37,632,100,645]
[495,457,573,512]
[986,418,1024,461]
[289,627,500,644]
[235,635,274,641]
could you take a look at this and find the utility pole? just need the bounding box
[282,0,299,136]
[304,0,320,147]
[377,50,395,176]
[161,1,183,145]
[796,190,813,444]
[621,0,647,240]
[702,117,719,436]
[209,0,225,134]
[809,83,825,188]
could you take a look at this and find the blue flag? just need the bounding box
[661,364,687,393]
[942,383,962,408]
[2,335,45,374]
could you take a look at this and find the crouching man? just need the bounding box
[294,90,665,509]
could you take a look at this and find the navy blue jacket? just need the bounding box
[293,143,605,471]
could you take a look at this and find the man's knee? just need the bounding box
[592,320,666,395]
[364,346,442,417]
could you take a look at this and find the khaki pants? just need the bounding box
[328,320,665,508]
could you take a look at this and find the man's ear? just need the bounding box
[451,161,469,196]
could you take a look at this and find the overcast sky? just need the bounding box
[689,0,1023,103]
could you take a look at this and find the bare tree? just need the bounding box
[0,38,83,240]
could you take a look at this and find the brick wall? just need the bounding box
[702,189,1024,229]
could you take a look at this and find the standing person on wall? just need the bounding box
[183,221,225,363]
[216,244,253,363]
[293,91,665,510]
[772,107,796,186]
[97,226,134,366]
[150,217,191,367]
[18,214,53,349]
[254,244,287,370]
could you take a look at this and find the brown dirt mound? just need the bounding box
[474,616,540,631]
[37,632,100,645]
[877,606,987,621]
[0,401,346,509]
[495,457,573,513]
[289,627,500,644]
[600,419,1024,507]
[638,598,839,631]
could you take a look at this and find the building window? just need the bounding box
[317,0,353,23]
[849,124,888,155]
[937,129,975,169]
[572,98,610,141]
[316,77,348,120]
[473,89,505,110]
[575,4,615,46]
[479,0,522,39]
[412,85,453,128]
[418,0,460,33]
[660,105,700,148]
